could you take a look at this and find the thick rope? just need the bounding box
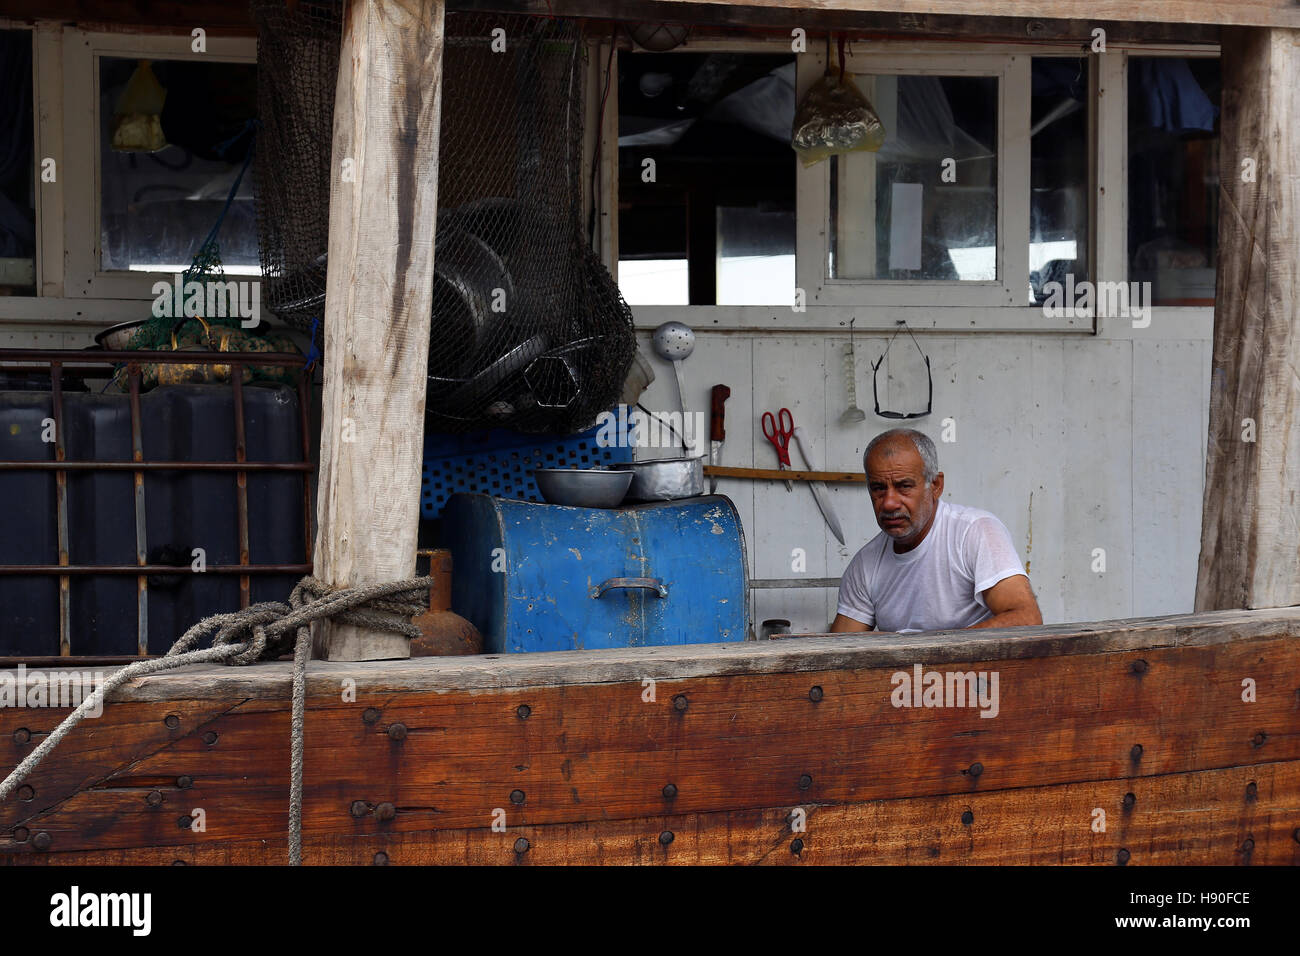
[0,575,431,865]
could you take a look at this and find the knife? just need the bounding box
[791,427,846,545]
[709,385,730,493]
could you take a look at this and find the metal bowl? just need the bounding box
[624,455,705,502]
[534,468,633,508]
[94,320,148,350]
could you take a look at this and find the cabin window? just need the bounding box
[616,51,797,307]
[827,74,999,283]
[795,51,1033,313]
[1126,56,1220,307]
[97,57,259,276]
[58,30,258,300]
[1029,56,1091,305]
[0,28,35,297]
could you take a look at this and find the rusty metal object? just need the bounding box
[411,549,482,656]
[411,610,482,656]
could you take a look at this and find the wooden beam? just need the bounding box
[457,0,1281,31]
[705,465,865,482]
[629,0,1292,29]
[0,0,1253,37]
[1196,27,1300,611]
[5,614,1300,862]
[99,606,1300,698]
[2,2,254,34]
[8,760,1298,865]
[463,0,1221,44]
[312,0,445,661]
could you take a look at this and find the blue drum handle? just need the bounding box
[590,577,669,599]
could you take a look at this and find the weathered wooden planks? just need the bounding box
[0,0,1229,43]
[312,0,446,661]
[643,0,1300,29]
[8,759,1298,865]
[1197,27,1300,612]
[3,612,1298,862]
[118,605,1300,698]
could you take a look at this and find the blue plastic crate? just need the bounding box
[421,417,632,520]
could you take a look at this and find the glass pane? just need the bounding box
[1030,57,1090,304]
[618,51,796,305]
[99,57,259,274]
[716,205,794,305]
[1127,57,1220,306]
[617,259,688,305]
[830,74,998,281]
[0,29,36,296]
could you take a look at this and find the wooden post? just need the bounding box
[1196,27,1300,611]
[312,0,445,660]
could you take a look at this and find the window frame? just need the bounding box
[795,49,1030,310]
[60,29,257,301]
[607,37,1117,332]
[0,20,37,297]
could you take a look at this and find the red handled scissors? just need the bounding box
[761,407,795,491]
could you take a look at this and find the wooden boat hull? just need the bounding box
[3,609,1299,865]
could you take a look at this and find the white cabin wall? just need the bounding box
[0,328,95,349]
[636,311,1212,633]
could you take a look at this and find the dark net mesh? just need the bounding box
[251,0,337,332]
[253,4,636,435]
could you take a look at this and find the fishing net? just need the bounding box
[126,123,252,353]
[250,0,337,342]
[252,4,636,434]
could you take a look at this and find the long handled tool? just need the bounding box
[651,321,696,453]
[791,427,846,545]
[710,384,730,493]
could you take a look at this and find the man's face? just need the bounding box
[866,441,943,548]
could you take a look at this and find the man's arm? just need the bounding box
[968,574,1042,629]
[830,613,870,633]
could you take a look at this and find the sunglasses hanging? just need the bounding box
[870,321,933,420]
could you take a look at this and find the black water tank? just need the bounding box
[0,384,306,656]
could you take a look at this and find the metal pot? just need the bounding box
[624,455,705,502]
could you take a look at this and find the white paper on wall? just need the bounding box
[888,182,923,272]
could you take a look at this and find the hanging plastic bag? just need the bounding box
[791,40,885,168]
[112,60,168,152]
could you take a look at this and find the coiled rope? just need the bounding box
[0,575,431,865]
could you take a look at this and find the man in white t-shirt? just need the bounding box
[831,428,1042,634]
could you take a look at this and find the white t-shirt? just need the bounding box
[836,499,1026,633]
